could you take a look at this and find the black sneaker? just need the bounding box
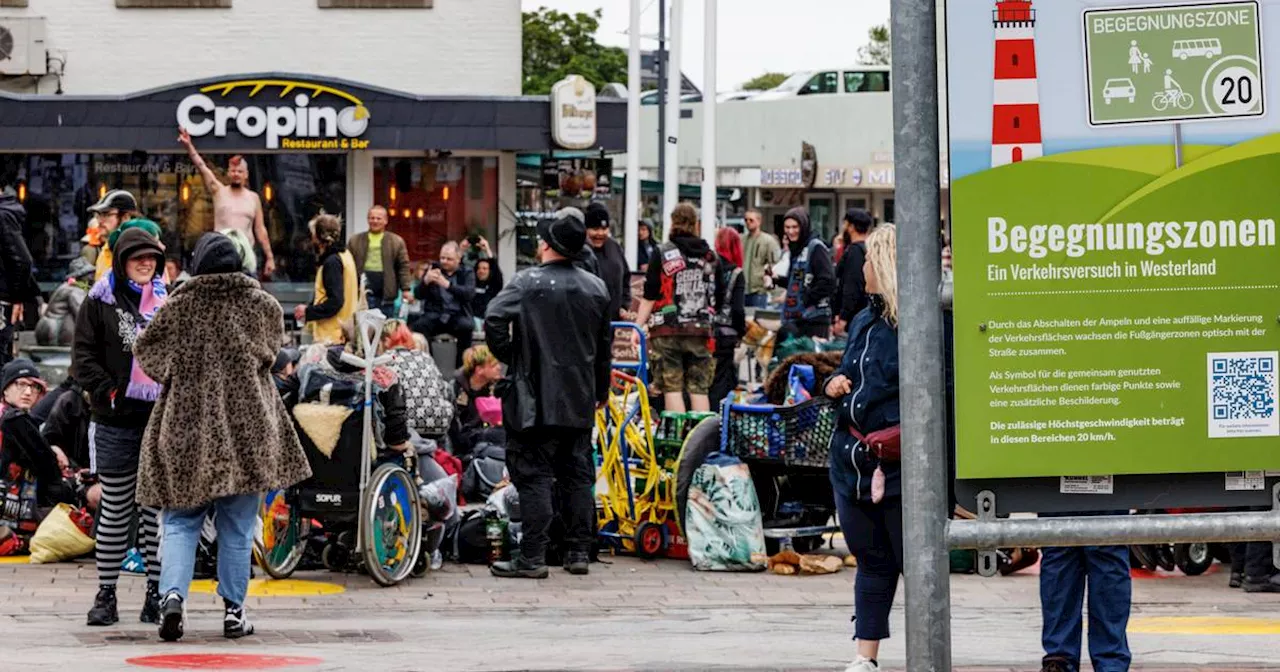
[223,599,255,639]
[86,585,118,626]
[490,560,549,579]
[1242,575,1280,593]
[1230,571,1244,589]
[158,592,185,642]
[139,581,161,624]
[564,552,590,576]
[1039,657,1073,672]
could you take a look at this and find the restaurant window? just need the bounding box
[0,152,345,283]
[373,157,499,264]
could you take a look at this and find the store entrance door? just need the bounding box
[805,195,835,245]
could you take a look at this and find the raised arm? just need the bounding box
[178,126,224,193]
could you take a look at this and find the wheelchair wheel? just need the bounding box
[256,490,306,580]
[360,463,423,586]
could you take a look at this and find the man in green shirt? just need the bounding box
[348,205,413,317]
[742,208,781,308]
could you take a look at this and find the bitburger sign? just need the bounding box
[176,78,372,150]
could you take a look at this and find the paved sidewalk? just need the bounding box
[1,555,1279,670]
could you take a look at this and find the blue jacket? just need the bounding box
[826,297,900,501]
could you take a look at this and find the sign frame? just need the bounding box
[1082,0,1267,127]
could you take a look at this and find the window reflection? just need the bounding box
[0,153,345,282]
[372,157,499,263]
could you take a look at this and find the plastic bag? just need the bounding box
[686,453,767,572]
[785,364,815,405]
[28,503,95,564]
[419,475,459,524]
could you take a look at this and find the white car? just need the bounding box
[1102,78,1136,104]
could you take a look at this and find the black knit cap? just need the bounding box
[2,358,45,393]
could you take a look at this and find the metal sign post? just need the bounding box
[890,0,952,670]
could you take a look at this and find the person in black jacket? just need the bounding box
[0,184,41,366]
[470,258,503,323]
[484,208,612,579]
[0,359,76,556]
[412,241,475,367]
[710,227,746,406]
[780,207,835,340]
[833,208,875,336]
[636,221,660,272]
[823,224,899,672]
[72,225,167,627]
[584,201,632,322]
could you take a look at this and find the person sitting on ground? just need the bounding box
[377,319,454,440]
[0,359,76,556]
[451,344,504,455]
[271,347,302,411]
[36,257,95,347]
[412,241,476,368]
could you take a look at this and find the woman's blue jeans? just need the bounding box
[160,493,261,606]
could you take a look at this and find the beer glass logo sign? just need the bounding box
[176,79,372,149]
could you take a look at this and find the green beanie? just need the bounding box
[108,218,163,252]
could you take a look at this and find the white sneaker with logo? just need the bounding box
[844,656,880,672]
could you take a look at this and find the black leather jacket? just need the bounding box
[483,260,612,430]
[0,194,39,305]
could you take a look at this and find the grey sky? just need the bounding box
[522,0,891,91]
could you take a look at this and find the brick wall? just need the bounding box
[0,0,520,95]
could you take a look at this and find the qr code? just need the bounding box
[1207,351,1280,438]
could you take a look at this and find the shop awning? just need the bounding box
[0,73,626,153]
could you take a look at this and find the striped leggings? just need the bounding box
[95,471,161,586]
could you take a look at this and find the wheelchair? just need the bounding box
[255,311,425,587]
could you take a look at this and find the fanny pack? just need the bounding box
[848,425,901,462]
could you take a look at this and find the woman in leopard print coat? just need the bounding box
[134,233,311,510]
[133,232,311,639]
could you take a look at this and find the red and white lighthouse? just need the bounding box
[991,0,1043,167]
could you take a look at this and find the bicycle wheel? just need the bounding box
[360,463,423,587]
[1177,92,1194,110]
[256,489,307,580]
[1152,93,1170,111]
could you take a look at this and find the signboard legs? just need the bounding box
[890,0,952,670]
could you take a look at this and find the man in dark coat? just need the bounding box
[483,207,612,579]
[583,202,631,321]
[0,183,41,365]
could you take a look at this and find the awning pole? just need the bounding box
[624,0,643,269]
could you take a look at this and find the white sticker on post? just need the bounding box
[1225,471,1266,491]
[1060,476,1114,495]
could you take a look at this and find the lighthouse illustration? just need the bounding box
[991,0,1043,167]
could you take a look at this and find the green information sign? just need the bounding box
[948,0,1280,480]
[1085,1,1265,126]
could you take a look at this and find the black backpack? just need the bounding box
[445,509,491,564]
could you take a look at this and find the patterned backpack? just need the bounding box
[387,349,455,438]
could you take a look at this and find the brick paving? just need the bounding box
[2,554,1279,670]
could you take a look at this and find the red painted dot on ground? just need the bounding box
[126,654,323,670]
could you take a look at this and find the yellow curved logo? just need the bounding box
[201,79,366,109]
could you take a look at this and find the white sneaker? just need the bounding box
[844,656,879,672]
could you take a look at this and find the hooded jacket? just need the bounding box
[0,193,40,305]
[781,207,835,338]
[134,235,310,509]
[71,227,167,428]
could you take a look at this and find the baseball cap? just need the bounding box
[88,189,138,214]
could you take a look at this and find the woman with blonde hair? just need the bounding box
[293,213,358,345]
[822,224,899,672]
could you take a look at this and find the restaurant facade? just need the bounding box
[0,1,624,283]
